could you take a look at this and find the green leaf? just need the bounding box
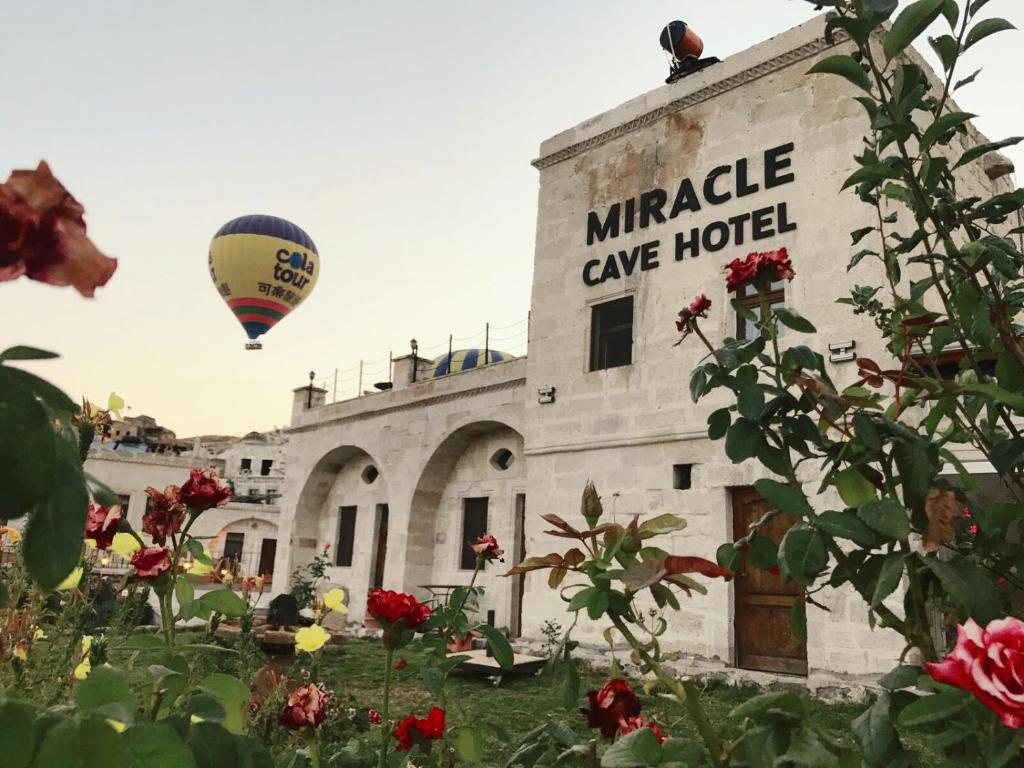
[186,722,237,768]
[858,500,911,541]
[987,726,1024,768]
[884,0,946,61]
[0,346,59,362]
[197,589,248,618]
[774,307,817,333]
[871,553,905,608]
[940,0,959,29]
[965,17,1016,49]
[478,625,514,671]
[638,514,686,538]
[600,727,663,767]
[779,524,828,587]
[921,111,975,150]
[725,418,762,463]
[878,665,921,690]
[955,67,983,90]
[896,692,968,728]
[121,634,168,651]
[23,443,88,591]
[80,717,132,768]
[124,723,199,768]
[689,365,709,403]
[175,579,195,612]
[75,665,138,724]
[816,510,878,547]
[708,408,731,440]
[955,137,1024,169]
[785,729,840,767]
[561,659,581,711]
[730,691,808,721]
[852,694,900,766]
[0,369,58,519]
[753,479,813,517]
[455,725,486,763]
[0,698,35,768]
[808,55,871,91]
[924,556,1003,623]
[199,673,250,734]
[835,468,877,507]
[33,718,80,768]
[964,382,1024,413]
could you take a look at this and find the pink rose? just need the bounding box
[927,617,1024,728]
[470,534,504,562]
[278,684,330,730]
[0,162,116,297]
[84,503,120,551]
[130,546,172,580]
[178,469,232,511]
[725,247,794,293]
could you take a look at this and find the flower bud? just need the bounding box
[581,481,603,528]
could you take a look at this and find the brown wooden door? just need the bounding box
[732,487,807,676]
[372,504,389,589]
[510,493,527,637]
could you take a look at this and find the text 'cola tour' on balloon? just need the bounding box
[208,214,320,350]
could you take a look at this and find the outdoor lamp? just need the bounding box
[410,339,419,382]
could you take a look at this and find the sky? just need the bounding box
[3,1,1021,437]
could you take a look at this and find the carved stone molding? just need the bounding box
[531,33,844,171]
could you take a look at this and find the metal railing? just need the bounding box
[314,315,530,405]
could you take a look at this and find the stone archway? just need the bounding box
[404,420,526,631]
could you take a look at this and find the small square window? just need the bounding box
[673,464,693,490]
[590,296,634,371]
[260,459,273,476]
[736,282,785,340]
[240,458,252,473]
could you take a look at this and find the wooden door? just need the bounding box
[510,493,526,637]
[372,504,389,589]
[732,487,807,676]
[258,538,277,576]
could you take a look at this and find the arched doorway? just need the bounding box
[405,420,526,634]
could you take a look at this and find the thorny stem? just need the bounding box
[609,614,725,768]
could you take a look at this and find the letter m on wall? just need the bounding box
[587,204,620,246]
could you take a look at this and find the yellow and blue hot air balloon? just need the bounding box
[208,214,320,349]
[429,348,513,378]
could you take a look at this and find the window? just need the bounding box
[336,506,357,567]
[590,296,634,371]
[461,497,489,570]
[240,458,252,473]
[361,465,379,484]
[260,459,273,476]
[673,464,693,490]
[224,532,244,561]
[735,280,785,340]
[909,347,996,380]
[248,487,259,497]
[490,448,515,471]
[117,494,131,512]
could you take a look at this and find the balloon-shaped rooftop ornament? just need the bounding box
[659,20,719,84]
[208,215,320,350]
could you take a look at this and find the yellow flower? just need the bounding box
[13,642,29,661]
[74,658,92,680]
[3,528,21,544]
[324,588,348,614]
[190,714,205,724]
[110,533,141,558]
[186,553,214,575]
[106,719,127,734]
[33,628,46,641]
[254,575,265,589]
[85,538,97,550]
[57,567,84,591]
[294,625,330,653]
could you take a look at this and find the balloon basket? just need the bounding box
[245,342,263,351]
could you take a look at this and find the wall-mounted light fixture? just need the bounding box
[538,386,556,404]
[829,341,856,363]
[307,370,315,408]
[410,338,419,382]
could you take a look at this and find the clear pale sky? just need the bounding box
[3,1,1021,437]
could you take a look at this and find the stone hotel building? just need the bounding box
[272,18,1014,683]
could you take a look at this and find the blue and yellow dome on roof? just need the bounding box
[429,349,513,378]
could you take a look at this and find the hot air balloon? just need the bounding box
[208,214,320,349]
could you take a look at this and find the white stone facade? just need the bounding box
[273,17,1012,682]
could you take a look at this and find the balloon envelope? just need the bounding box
[208,215,320,342]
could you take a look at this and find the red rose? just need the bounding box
[394,658,408,671]
[142,485,185,545]
[249,699,260,714]
[675,294,712,337]
[0,162,117,297]
[927,617,1024,728]
[689,294,712,317]
[619,716,666,743]
[469,533,504,562]
[366,589,432,630]
[581,680,642,740]
[393,707,445,751]
[178,469,231,511]
[277,683,330,730]
[725,247,795,293]
[368,708,382,725]
[84,503,120,551]
[130,546,171,580]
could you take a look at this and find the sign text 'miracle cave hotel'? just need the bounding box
[582,142,798,285]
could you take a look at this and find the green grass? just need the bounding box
[111,633,864,765]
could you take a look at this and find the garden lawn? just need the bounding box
[112,633,866,765]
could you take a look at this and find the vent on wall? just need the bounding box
[673,464,693,490]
